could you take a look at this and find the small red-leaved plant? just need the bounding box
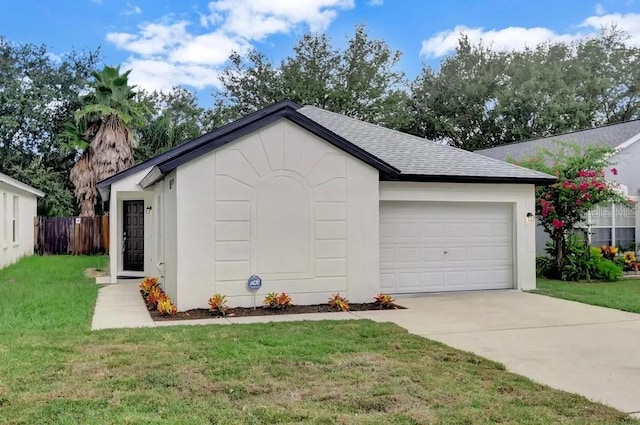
[263,292,293,309]
[373,294,396,309]
[328,293,350,311]
[157,297,177,317]
[208,293,228,316]
[139,277,159,296]
[146,286,165,308]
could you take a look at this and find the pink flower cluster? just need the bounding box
[539,198,555,218]
[552,219,565,229]
[578,170,597,178]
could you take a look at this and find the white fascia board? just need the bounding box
[0,172,44,197]
[138,166,164,189]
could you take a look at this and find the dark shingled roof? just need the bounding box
[99,100,555,193]
[298,105,554,182]
[476,120,640,161]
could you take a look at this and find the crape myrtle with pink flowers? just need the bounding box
[512,144,628,278]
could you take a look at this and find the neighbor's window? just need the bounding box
[2,193,6,245]
[584,202,636,250]
[12,195,18,243]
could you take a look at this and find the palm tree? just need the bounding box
[68,66,148,217]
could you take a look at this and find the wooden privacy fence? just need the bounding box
[34,216,110,255]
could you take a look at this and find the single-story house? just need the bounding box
[0,172,44,269]
[477,120,640,254]
[98,100,555,310]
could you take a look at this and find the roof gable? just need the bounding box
[100,100,556,192]
[0,172,44,197]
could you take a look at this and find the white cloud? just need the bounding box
[207,0,354,40]
[420,12,640,58]
[121,58,222,92]
[122,3,142,16]
[368,0,383,5]
[107,22,191,56]
[580,12,640,44]
[595,3,606,16]
[90,0,103,4]
[106,0,354,92]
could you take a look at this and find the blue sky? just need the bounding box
[1,0,639,104]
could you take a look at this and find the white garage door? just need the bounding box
[380,201,514,293]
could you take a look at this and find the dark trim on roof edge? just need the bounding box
[152,109,400,181]
[97,100,303,189]
[383,173,556,186]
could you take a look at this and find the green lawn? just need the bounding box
[0,258,637,424]
[534,278,640,314]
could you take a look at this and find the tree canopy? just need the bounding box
[212,25,411,130]
[0,38,99,215]
[407,28,640,150]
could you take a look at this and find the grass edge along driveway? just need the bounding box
[0,256,637,424]
[534,278,640,314]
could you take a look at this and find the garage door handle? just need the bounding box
[444,250,448,254]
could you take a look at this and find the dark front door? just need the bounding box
[123,200,144,271]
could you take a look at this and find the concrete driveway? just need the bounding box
[353,291,640,417]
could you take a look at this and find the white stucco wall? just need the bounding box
[172,119,380,310]
[379,182,537,291]
[0,182,38,269]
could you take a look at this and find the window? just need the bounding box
[2,193,6,245]
[12,196,18,243]
[582,202,636,250]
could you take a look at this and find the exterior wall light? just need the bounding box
[146,205,153,214]
[526,212,534,223]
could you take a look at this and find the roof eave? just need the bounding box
[385,174,557,186]
[0,174,45,197]
[139,166,164,190]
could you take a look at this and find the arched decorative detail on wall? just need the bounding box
[252,170,315,277]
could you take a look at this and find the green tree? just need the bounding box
[0,38,99,215]
[515,144,626,278]
[408,28,640,150]
[136,87,204,161]
[68,66,149,217]
[214,25,410,129]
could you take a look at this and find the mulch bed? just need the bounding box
[142,292,405,321]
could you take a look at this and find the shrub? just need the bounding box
[538,235,623,282]
[623,251,639,271]
[157,297,177,316]
[146,286,165,308]
[593,259,623,282]
[600,245,619,261]
[208,293,228,316]
[263,292,292,309]
[328,293,350,311]
[373,294,396,309]
[139,277,159,296]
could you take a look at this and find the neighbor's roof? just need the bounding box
[0,172,44,197]
[98,100,555,196]
[477,119,640,161]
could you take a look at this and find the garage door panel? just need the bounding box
[470,246,512,261]
[421,222,447,237]
[380,201,514,293]
[471,269,512,288]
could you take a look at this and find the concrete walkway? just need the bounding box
[91,284,640,417]
[91,282,155,330]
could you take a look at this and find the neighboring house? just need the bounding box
[0,172,44,269]
[98,100,555,310]
[477,120,640,254]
